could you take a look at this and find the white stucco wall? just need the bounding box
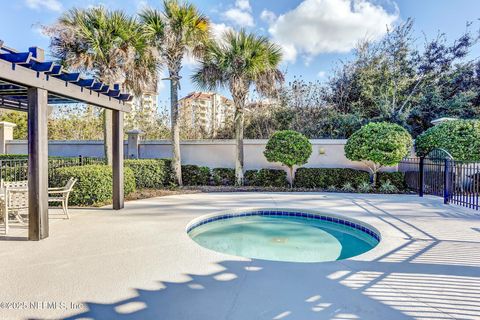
[5,139,394,172]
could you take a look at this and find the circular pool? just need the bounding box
[187,209,380,263]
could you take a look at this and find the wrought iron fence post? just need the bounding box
[419,157,424,197]
[79,155,83,166]
[444,158,450,204]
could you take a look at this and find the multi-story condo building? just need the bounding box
[179,92,234,137]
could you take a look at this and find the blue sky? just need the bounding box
[1,0,480,107]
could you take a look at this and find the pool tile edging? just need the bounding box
[186,209,380,242]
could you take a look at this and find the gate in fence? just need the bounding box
[399,148,480,210]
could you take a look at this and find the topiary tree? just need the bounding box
[415,120,480,160]
[264,130,312,187]
[345,122,412,185]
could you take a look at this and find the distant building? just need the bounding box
[129,93,158,122]
[179,92,234,137]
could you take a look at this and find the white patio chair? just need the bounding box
[0,180,29,233]
[5,187,29,226]
[1,180,28,188]
[48,178,77,219]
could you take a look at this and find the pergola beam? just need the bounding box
[0,59,129,112]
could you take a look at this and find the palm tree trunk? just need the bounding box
[234,106,244,186]
[170,75,182,186]
[103,109,113,165]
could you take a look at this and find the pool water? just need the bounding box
[188,215,379,263]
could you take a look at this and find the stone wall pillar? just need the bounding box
[0,121,16,154]
[126,129,143,159]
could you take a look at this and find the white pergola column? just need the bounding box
[27,87,49,240]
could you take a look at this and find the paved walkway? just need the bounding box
[1,193,480,320]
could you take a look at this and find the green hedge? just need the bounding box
[377,172,406,190]
[212,168,235,186]
[0,165,28,181]
[182,164,210,186]
[245,169,288,187]
[125,159,170,188]
[0,154,28,160]
[157,160,210,186]
[0,154,91,160]
[294,168,370,188]
[51,165,136,206]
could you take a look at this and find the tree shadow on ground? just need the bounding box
[57,239,480,320]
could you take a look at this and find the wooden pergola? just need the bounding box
[0,42,132,240]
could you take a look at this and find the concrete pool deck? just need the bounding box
[1,192,480,320]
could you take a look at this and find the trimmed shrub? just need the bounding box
[1,165,28,181]
[379,180,399,193]
[377,172,406,191]
[51,165,135,206]
[345,122,413,184]
[294,168,370,189]
[415,120,480,160]
[341,182,355,192]
[264,130,312,186]
[357,181,373,193]
[326,185,337,192]
[245,169,288,187]
[212,168,235,186]
[244,170,258,185]
[0,154,28,160]
[0,154,89,160]
[182,165,210,186]
[125,159,170,188]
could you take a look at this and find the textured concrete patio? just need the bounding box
[1,192,480,320]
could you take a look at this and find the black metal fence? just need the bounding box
[0,156,105,183]
[399,155,480,210]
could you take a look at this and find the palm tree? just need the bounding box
[192,30,284,185]
[140,0,210,186]
[45,7,158,164]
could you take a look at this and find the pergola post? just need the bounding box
[112,110,124,210]
[27,87,49,240]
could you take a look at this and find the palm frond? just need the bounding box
[192,29,284,101]
[45,6,159,94]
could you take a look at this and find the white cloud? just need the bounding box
[235,0,251,11]
[32,25,48,39]
[267,0,399,62]
[25,0,62,12]
[223,0,254,27]
[182,54,199,68]
[317,71,326,78]
[223,8,254,27]
[136,0,149,11]
[260,10,276,24]
[182,23,234,68]
[211,22,233,42]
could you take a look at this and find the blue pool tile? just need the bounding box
[189,210,379,242]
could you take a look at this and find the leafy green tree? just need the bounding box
[323,19,475,132]
[192,30,284,185]
[345,122,412,185]
[415,120,480,160]
[264,130,312,187]
[48,105,103,140]
[0,111,27,139]
[408,63,480,136]
[140,1,210,186]
[45,7,158,163]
